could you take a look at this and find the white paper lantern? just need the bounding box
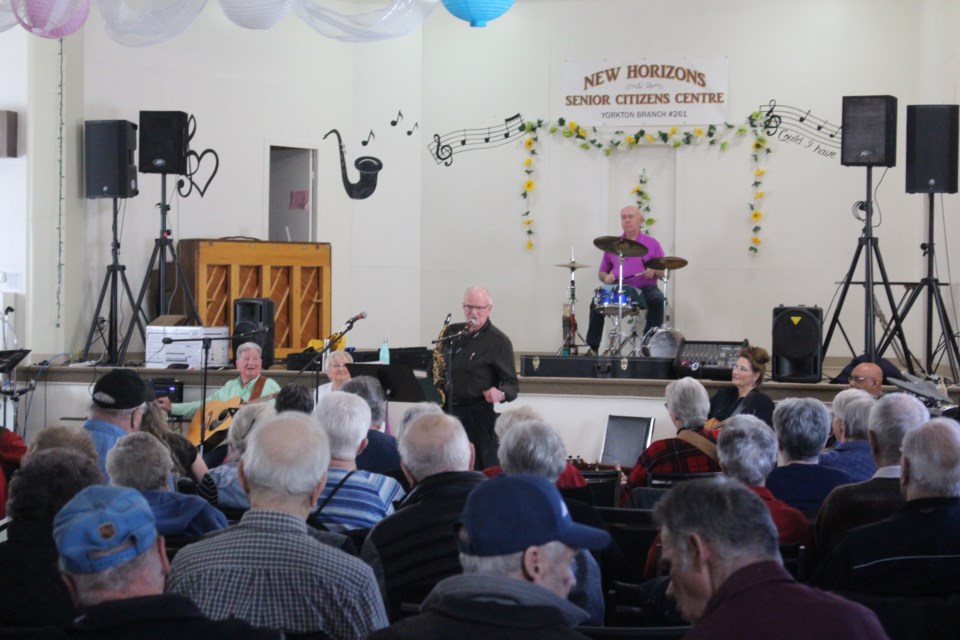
[217,0,290,29]
[98,0,208,47]
[12,0,88,37]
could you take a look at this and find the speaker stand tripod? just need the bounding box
[822,166,915,373]
[118,173,201,364]
[877,192,960,381]
[82,198,148,364]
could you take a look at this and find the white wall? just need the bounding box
[0,27,28,342]
[5,0,960,364]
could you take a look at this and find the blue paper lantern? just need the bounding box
[441,0,514,27]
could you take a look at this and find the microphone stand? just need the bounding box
[161,332,248,454]
[433,323,471,414]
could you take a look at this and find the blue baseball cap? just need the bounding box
[53,485,157,574]
[457,474,611,556]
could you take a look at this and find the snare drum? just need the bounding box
[593,286,640,316]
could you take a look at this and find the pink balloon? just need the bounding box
[12,0,88,38]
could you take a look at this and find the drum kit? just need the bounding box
[555,235,688,358]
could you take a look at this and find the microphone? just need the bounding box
[443,312,452,326]
[343,311,367,328]
[3,306,12,315]
[235,327,268,338]
[162,337,174,344]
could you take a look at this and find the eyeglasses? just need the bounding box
[732,365,752,373]
[850,376,874,384]
[462,304,491,312]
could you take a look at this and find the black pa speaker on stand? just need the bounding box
[84,120,139,198]
[906,105,959,194]
[841,96,897,167]
[772,305,822,383]
[233,298,275,368]
[139,111,189,175]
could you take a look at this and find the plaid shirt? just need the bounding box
[626,429,720,489]
[167,509,387,638]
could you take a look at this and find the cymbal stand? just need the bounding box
[556,262,588,356]
[604,254,634,356]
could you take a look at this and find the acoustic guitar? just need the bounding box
[186,393,278,446]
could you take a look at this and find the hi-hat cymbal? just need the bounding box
[646,256,689,271]
[593,235,648,258]
[554,261,592,270]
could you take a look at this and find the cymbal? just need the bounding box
[891,373,952,404]
[554,261,592,270]
[646,256,688,271]
[593,235,648,258]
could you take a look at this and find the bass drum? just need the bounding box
[642,327,684,359]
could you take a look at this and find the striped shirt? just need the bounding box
[166,509,387,638]
[312,468,406,532]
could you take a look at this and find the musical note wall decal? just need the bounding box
[407,123,419,135]
[361,130,375,146]
[390,110,403,126]
[759,99,841,158]
[428,113,524,166]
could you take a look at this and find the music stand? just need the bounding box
[345,364,427,403]
[0,349,32,434]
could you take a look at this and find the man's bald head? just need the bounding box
[398,413,473,483]
[850,362,884,397]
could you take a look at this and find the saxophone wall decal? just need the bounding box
[323,128,384,200]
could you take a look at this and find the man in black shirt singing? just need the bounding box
[448,287,518,470]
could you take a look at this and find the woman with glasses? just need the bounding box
[707,346,775,427]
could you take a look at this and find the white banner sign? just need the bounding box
[562,56,729,127]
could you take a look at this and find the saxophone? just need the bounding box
[432,313,453,406]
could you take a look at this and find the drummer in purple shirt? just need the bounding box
[586,205,665,354]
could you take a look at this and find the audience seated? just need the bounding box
[197,403,275,510]
[41,485,280,639]
[368,474,611,640]
[815,393,930,559]
[362,413,486,620]
[483,405,587,488]
[394,402,444,442]
[766,398,853,518]
[0,449,101,628]
[653,477,888,639]
[498,419,607,625]
[849,362,884,398]
[342,376,401,475]
[82,369,155,480]
[813,417,960,596]
[106,432,226,538]
[139,402,208,484]
[274,382,315,414]
[627,377,720,491]
[819,390,876,481]
[640,415,813,581]
[0,425,26,518]
[311,391,405,532]
[166,411,387,638]
[24,425,98,465]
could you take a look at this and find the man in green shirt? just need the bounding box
[156,342,280,420]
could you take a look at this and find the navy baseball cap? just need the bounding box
[53,485,157,574]
[457,473,611,556]
[92,369,153,410]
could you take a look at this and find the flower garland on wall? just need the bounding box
[519,111,773,252]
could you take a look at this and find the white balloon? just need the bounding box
[293,0,438,42]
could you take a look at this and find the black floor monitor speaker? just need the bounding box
[233,298,275,368]
[906,105,959,194]
[139,111,189,175]
[85,120,139,199]
[772,305,822,383]
[841,96,897,167]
